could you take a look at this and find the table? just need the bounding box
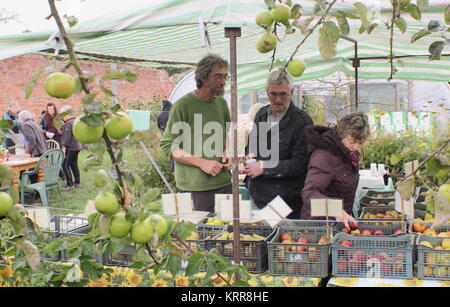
[327,276,449,287]
[0,156,42,192]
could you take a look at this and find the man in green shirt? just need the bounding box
[160,54,232,212]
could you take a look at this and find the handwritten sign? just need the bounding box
[310,199,343,218]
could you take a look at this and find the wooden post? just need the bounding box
[224,27,242,273]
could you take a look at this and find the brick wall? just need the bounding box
[0,54,176,117]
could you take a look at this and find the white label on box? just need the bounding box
[214,194,241,213]
[26,207,50,229]
[285,253,306,262]
[259,196,292,228]
[394,191,414,219]
[310,199,343,217]
[218,200,251,222]
[162,193,193,216]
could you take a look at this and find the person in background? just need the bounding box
[300,112,370,228]
[41,102,62,147]
[18,110,49,157]
[160,54,232,212]
[60,105,81,191]
[3,101,21,148]
[243,71,313,219]
[157,100,172,134]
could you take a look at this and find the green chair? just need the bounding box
[20,149,65,207]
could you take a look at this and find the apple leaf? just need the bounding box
[318,21,340,60]
[390,153,403,166]
[337,10,359,20]
[397,177,416,200]
[142,188,161,205]
[354,2,370,28]
[411,28,431,43]
[292,16,314,35]
[185,252,205,276]
[88,212,100,228]
[395,17,407,33]
[367,23,379,35]
[290,4,302,20]
[81,93,99,105]
[427,20,444,32]
[81,113,104,127]
[24,69,44,100]
[445,5,450,25]
[404,3,421,20]
[264,0,275,9]
[335,13,350,36]
[98,80,115,97]
[428,41,445,60]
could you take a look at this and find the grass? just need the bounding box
[45,145,154,216]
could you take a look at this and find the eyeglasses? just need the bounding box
[213,74,230,81]
[268,91,289,99]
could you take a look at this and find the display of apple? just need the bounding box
[94,191,120,215]
[148,214,168,238]
[413,221,428,233]
[0,192,13,217]
[105,112,133,140]
[131,219,153,244]
[369,200,379,206]
[255,10,273,27]
[297,237,309,244]
[256,32,277,53]
[348,222,358,231]
[340,240,353,248]
[360,229,373,236]
[73,116,104,144]
[286,58,306,77]
[270,3,291,24]
[279,232,292,242]
[109,212,132,238]
[318,236,329,244]
[341,227,351,234]
[443,239,450,249]
[373,230,384,236]
[423,228,437,237]
[44,72,76,99]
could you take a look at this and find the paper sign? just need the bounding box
[78,200,97,219]
[310,198,343,218]
[394,191,414,219]
[26,207,50,229]
[214,194,242,213]
[217,200,251,222]
[162,193,193,216]
[175,211,210,224]
[258,196,293,228]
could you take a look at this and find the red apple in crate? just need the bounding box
[393,229,403,235]
[373,230,384,236]
[297,245,307,252]
[341,240,353,248]
[297,237,309,244]
[279,232,293,242]
[360,229,372,236]
[308,247,319,260]
[318,236,329,244]
[348,222,358,231]
[282,240,295,251]
[353,250,369,262]
[341,227,351,234]
[376,252,389,261]
[412,222,427,233]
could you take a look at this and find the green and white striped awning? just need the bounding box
[1,0,449,95]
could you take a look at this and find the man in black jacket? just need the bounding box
[157,100,172,133]
[244,71,313,219]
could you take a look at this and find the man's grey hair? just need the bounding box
[60,105,73,114]
[266,71,294,90]
[195,54,228,89]
[18,110,33,122]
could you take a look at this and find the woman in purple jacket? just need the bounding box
[300,112,370,228]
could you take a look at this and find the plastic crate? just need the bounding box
[415,187,429,203]
[416,235,450,280]
[198,214,271,233]
[365,190,395,200]
[331,233,414,279]
[208,225,273,273]
[276,219,337,230]
[359,206,403,223]
[38,230,61,261]
[60,224,100,263]
[50,215,89,233]
[334,222,404,236]
[267,226,330,277]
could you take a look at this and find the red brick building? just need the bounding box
[0,54,176,116]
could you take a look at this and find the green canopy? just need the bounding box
[1,0,449,94]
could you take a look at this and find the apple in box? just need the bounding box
[279,232,292,242]
[360,229,372,236]
[340,240,353,248]
[373,230,384,236]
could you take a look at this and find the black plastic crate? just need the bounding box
[198,214,272,234]
[416,235,450,280]
[208,225,273,273]
[365,190,395,200]
[415,187,429,203]
[331,233,414,279]
[267,226,330,277]
[276,219,337,229]
[359,206,404,225]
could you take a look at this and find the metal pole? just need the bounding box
[224,27,242,272]
[341,36,359,110]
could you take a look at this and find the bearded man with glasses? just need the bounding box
[160,54,232,212]
[243,71,313,219]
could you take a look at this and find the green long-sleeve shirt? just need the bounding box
[160,92,232,191]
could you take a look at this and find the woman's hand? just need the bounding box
[336,210,358,230]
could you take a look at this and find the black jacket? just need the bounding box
[61,117,82,151]
[157,100,172,132]
[245,103,313,215]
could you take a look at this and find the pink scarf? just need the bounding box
[349,151,360,170]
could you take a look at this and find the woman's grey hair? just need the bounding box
[195,54,228,89]
[336,111,370,141]
[60,105,73,114]
[18,110,33,122]
[266,71,294,90]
